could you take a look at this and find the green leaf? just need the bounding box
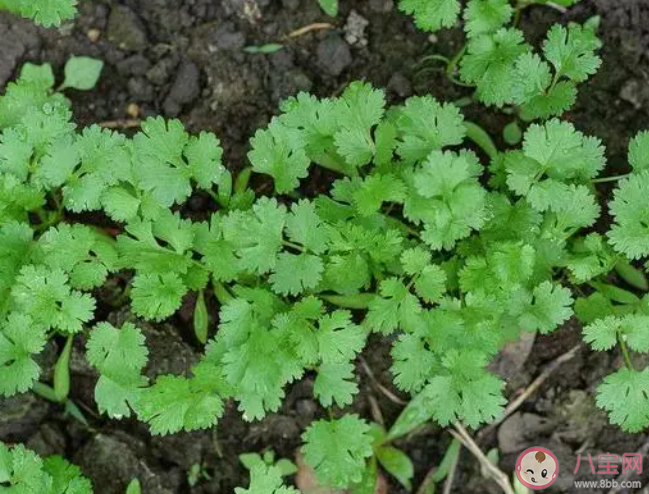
[0,313,47,397]
[136,366,226,435]
[543,23,601,83]
[395,96,465,164]
[302,415,374,489]
[86,322,149,418]
[376,446,414,490]
[131,273,186,321]
[235,464,299,494]
[12,265,96,333]
[464,0,513,39]
[61,56,104,91]
[629,131,649,172]
[317,0,338,16]
[269,253,324,296]
[460,28,530,106]
[248,119,309,194]
[399,0,461,32]
[608,171,649,259]
[515,282,573,334]
[597,367,649,433]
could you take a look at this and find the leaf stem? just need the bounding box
[54,335,73,402]
[464,121,498,160]
[619,336,635,371]
[320,293,376,309]
[32,382,61,403]
[592,173,631,184]
[212,280,234,305]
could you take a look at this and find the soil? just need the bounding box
[2,0,649,493]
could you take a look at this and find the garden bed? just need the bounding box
[1,0,649,493]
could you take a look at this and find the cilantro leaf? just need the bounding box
[515,281,573,334]
[131,273,186,321]
[2,0,78,26]
[629,131,649,172]
[0,313,47,397]
[460,28,530,106]
[398,0,461,33]
[543,23,602,83]
[86,322,149,418]
[223,198,287,274]
[235,464,299,494]
[43,455,93,494]
[302,415,374,489]
[597,368,649,433]
[366,278,421,334]
[394,96,465,164]
[608,171,649,259]
[11,265,95,333]
[249,119,309,194]
[136,364,227,435]
[314,362,359,407]
[464,0,513,39]
[269,253,324,296]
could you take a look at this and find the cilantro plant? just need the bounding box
[401,0,601,121]
[573,132,649,433]
[0,0,79,26]
[0,20,647,490]
[0,442,93,493]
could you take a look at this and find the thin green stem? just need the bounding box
[320,293,376,309]
[464,121,498,160]
[592,173,631,184]
[32,382,61,403]
[446,44,467,77]
[283,240,304,252]
[54,335,73,402]
[619,337,635,371]
[212,280,234,305]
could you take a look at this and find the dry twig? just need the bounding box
[287,22,334,39]
[359,357,407,405]
[98,119,141,129]
[451,423,515,494]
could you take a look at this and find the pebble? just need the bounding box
[316,35,353,77]
[387,72,413,98]
[107,5,148,52]
[344,10,370,46]
[163,61,201,116]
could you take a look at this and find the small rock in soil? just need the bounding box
[344,10,370,46]
[498,412,551,454]
[0,394,50,441]
[146,56,178,86]
[128,76,156,102]
[215,23,247,51]
[107,5,148,52]
[75,434,141,493]
[317,35,353,77]
[0,17,40,89]
[164,60,201,116]
[26,424,67,457]
[387,72,413,98]
[116,54,151,76]
[151,431,208,469]
[282,0,301,11]
[369,0,394,13]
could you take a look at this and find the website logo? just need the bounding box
[516,447,559,490]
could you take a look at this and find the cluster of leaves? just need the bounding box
[0,442,93,493]
[0,0,78,26]
[400,0,601,120]
[575,132,649,433]
[0,16,647,492]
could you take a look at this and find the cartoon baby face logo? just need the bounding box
[516,447,559,490]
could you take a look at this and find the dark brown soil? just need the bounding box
[2,1,649,493]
